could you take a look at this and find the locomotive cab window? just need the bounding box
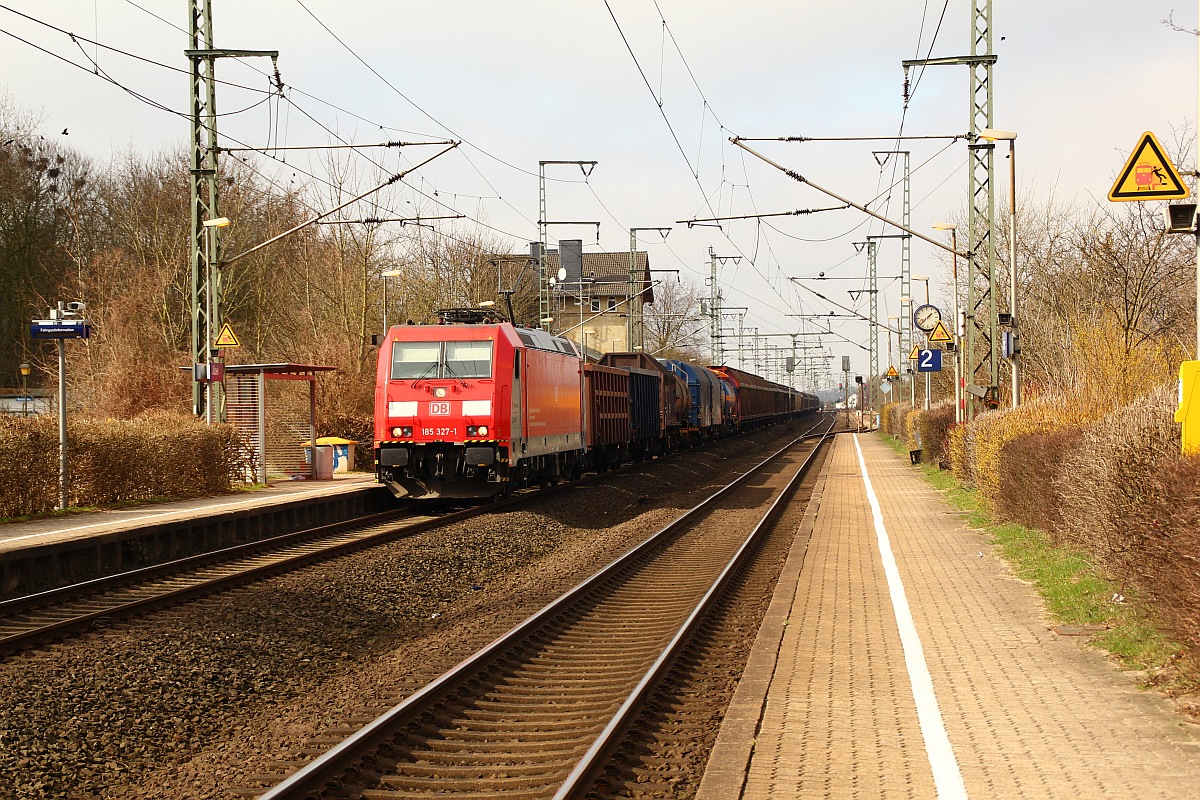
[391,342,441,380]
[390,340,493,380]
[445,341,493,379]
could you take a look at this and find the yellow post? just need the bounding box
[1174,361,1200,453]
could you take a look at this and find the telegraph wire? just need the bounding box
[14,0,551,242]
[0,4,275,95]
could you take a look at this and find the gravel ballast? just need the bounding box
[0,427,807,799]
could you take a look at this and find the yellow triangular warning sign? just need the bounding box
[928,320,953,344]
[213,322,241,348]
[1108,132,1190,202]
[907,346,920,360]
[886,365,898,378]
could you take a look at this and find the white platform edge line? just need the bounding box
[854,433,968,799]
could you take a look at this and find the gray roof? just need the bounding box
[522,250,653,303]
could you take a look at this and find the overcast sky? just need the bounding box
[0,1,1196,383]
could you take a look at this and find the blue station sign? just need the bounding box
[916,349,942,372]
[30,319,92,339]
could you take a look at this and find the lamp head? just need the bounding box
[979,128,1017,141]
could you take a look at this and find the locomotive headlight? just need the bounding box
[478,425,488,436]
[467,425,489,437]
[391,426,413,438]
[433,386,448,398]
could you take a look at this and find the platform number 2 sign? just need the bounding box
[916,349,942,373]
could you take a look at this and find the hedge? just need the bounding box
[0,413,256,517]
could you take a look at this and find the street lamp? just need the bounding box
[980,128,1020,408]
[911,275,930,304]
[381,269,403,331]
[202,216,231,425]
[18,362,30,417]
[933,222,963,423]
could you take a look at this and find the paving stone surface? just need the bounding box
[698,433,1200,799]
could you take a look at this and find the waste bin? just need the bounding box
[313,445,334,480]
[315,436,357,473]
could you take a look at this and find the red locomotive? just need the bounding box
[374,309,585,499]
[373,308,820,500]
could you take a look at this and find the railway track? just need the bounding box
[0,417,830,657]
[0,506,463,655]
[246,416,834,800]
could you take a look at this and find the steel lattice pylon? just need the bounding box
[188,0,219,419]
[187,1,276,421]
[901,0,996,418]
[966,0,999,413]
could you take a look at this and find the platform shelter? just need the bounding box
[223,364,337,483]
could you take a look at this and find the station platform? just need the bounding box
[0,473,388,598]
[698,432,1200,799]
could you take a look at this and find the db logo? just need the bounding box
[429,401,451,416]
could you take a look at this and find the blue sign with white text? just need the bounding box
[30,319,91,339]
[916,349,942,372]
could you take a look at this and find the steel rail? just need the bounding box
[256,415,834,799]
[1,502,408,615]
[555,418,835,799]
[1,416,823,654]
[0,508,446,654]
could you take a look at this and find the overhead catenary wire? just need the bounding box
[223,142,459,267]
[730,138,969,258]
[603,1,822,341]
[0,4,276,95]
[29,2,962,378]
[20,0,552,245]
[219,140,456,153]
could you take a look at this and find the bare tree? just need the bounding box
[643,277,705,360]
[1003,186,1192,409]
[395,225,530,323]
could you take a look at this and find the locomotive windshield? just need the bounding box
[444,341,492,378]
[390,340,493,380]
[390,342,441,380]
